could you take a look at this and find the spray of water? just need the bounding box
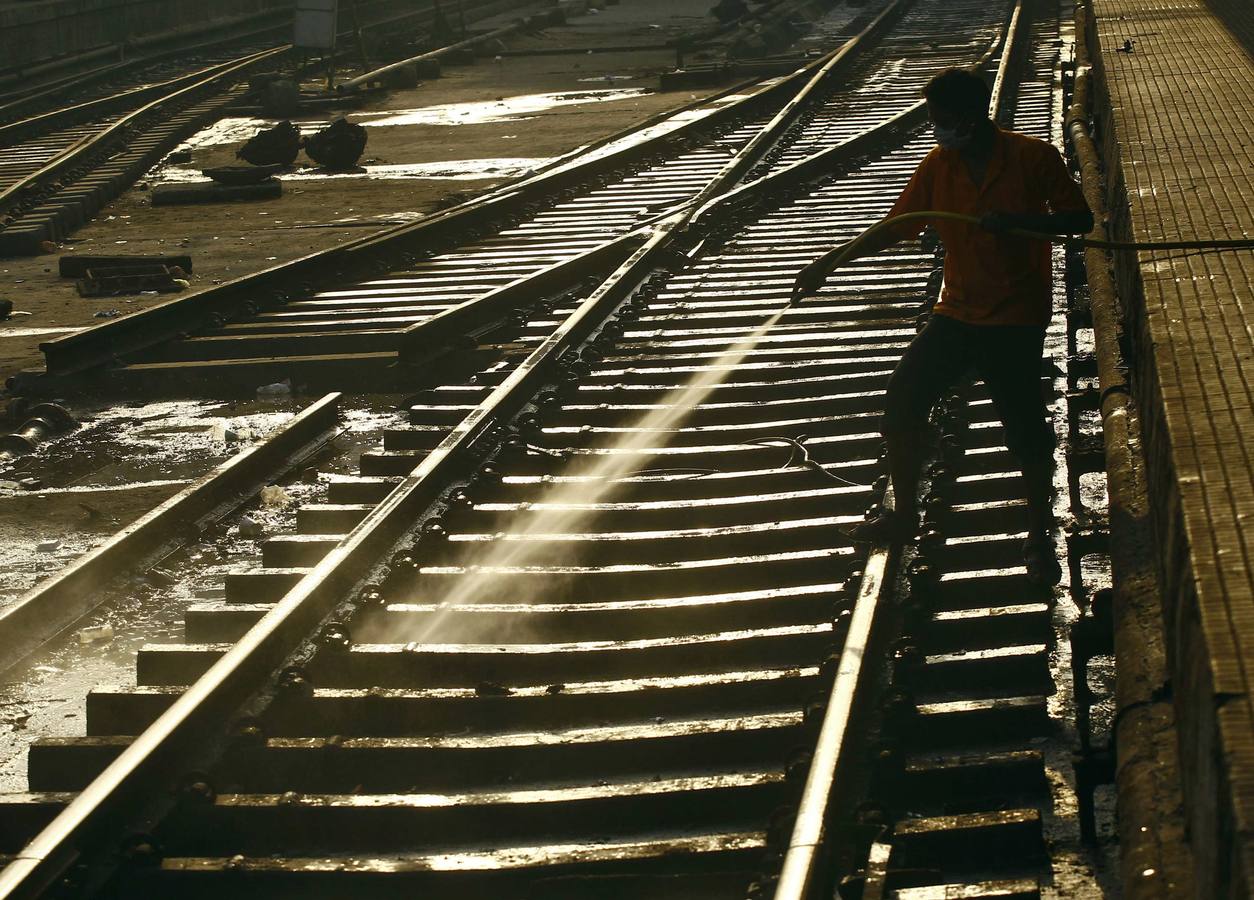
[399,307,790,644]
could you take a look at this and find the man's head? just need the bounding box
[923,68,992,149]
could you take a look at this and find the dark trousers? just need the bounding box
[883,313,1054,527]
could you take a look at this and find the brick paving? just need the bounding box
[1088,0,1254,894]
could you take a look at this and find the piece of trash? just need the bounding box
[303,118,368,170]
[210,422,240,443]
[8,310,32,317]
[237,120,300,167]
[19,477,41,490]
[36,539,61,552]
[237,515,265,538]
[40,240,57,254]
[77,624,114,644]
[146,567,178,586]
[0,480,20,490]
[475,681,512,697]
[0,299,11,319]
[93,309,121,318]
[259,484,291,508]
[545,683,565,694]
[256,379,292,398]
[78,502,101,520]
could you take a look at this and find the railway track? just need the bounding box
[0,0,554,257]
[29,0,999,392]
[0,0,1114,896]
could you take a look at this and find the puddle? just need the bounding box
[176,89,650,155]
[356,89,649,127]
[0,327,77,338]
[154,157,554,185]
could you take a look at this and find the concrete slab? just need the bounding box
[1086,0,1254,895]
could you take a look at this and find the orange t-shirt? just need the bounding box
[887,127,1089,327]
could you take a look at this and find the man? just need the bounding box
[793,68,1093,584]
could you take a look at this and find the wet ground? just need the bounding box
[0,391,407,792]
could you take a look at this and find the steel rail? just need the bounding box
[0,45,290,215]
[336,12,555,93]
[0,5,932,893]
[34,4,900,379]
[770,2,1026,896]
[0,48,283,147]
[0,8,907,897]
[395,0,914,358]
[0,393,342,678]
[406,0,1010,360]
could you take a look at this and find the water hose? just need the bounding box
[804,209,1254,296]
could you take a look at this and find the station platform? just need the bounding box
[1086,0,1254,894]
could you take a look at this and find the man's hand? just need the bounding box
[790,258,831,305]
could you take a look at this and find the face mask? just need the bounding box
[933,123,972,150]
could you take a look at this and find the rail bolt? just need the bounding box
[276,665,313,699]
[884,692,917,733]
[892,644,924,686]
[745,875,780,899]
[829,608,853,647]
[918,528,944,555]
[180,772,217,805]
[854,801,889,827]
[873,745,904,784]
[802,693,827,728]
[319,622,352,652]
[225,715,262,749]
[785,749,813,784]
[906,559,937,591]
[450,490,475,509]
[119,834,163,867]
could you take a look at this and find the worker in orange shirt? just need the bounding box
[793,68,1093,585]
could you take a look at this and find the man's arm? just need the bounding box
[790,226,904,303]
[791,151,936,304]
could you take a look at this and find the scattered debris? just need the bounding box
[256,379,292,398]
[475,681,513,697]
[19,477,41,490]
[545,683,565,694]
[237,515,265,538]
[77,264,184,297]
[93,309,122,318]
[237,120,301,167]
[1116,38,1136,53]
[303,118,368,170]
[166,149,193,164]
[77,624,114,645]
[36,539,61,553]
[145,568,178,586]
[260,484,292,508]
